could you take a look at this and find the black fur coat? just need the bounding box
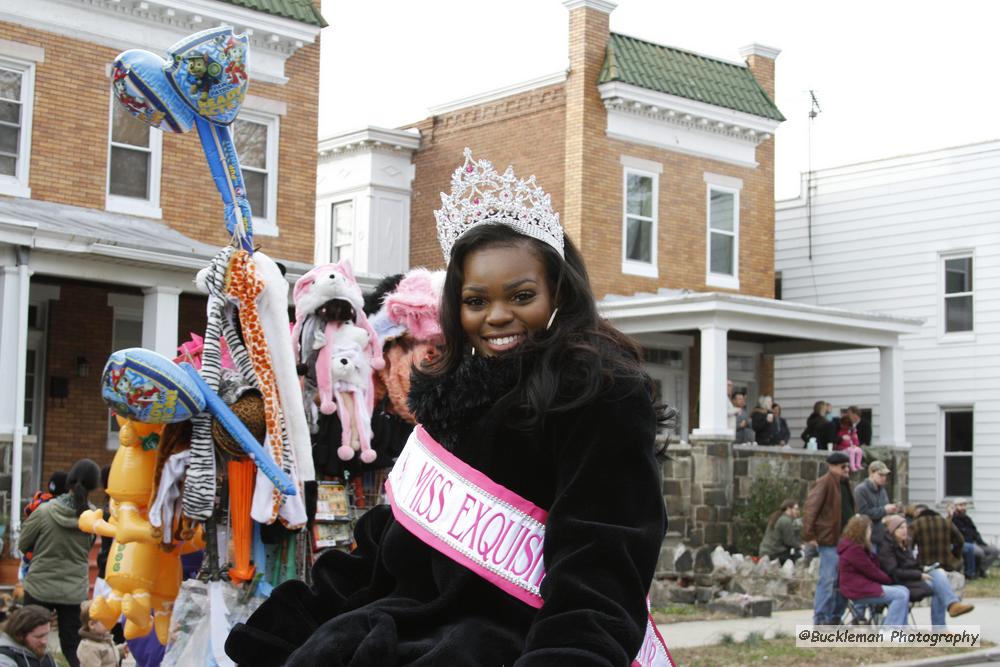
[226,354,666,666]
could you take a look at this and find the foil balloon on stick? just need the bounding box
[111,27,254,252]
[101,347,296,495]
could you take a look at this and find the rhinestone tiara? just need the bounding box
[435,148,564,261]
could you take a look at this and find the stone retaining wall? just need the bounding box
[661,439,910,550]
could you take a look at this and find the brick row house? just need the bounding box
[318,0,919,442]
[316,0,920,544]
[0,0,324,533]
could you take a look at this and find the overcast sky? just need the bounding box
[317,0,999,201]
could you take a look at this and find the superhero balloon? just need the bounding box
[111,27,254,252]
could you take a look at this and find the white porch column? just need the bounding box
[0,249,32,534]
[692,325,732,439]
[879,345,907,447]
[142,286,181,359]
[0,265,21,436]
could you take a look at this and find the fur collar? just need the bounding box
[408,355,523,447]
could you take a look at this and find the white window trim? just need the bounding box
[0,51,38,199]
[939,249,974,343]
[106,294,143,450]
[105,90,162,218]
[236,109,280,237]
[704,175,741,290]
[938,405,974,502]
[329,197,355,264]
[621,165,659,278]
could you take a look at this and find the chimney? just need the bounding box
[562,0,615,243]
[738,43,781,100]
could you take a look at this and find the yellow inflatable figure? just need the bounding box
[79,418,203,643]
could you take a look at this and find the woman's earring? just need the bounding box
[546,307,559,331]
[471,345,476,356]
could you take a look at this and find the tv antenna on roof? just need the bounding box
[809,90,822,119]
[807,90,822,260]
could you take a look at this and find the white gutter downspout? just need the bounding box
[10,245,30,542]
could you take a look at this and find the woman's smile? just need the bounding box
[460,243,554,358]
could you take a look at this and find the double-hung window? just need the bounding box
[943,253,973,335]
[620,156,660,278]
[942,408,973,498]
[106,92,162,217]
[0,52,38,199]
[330,200,354,262]
[704,173,742,290]
[233,111,279,236]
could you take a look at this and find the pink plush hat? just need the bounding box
[370,268,444,344]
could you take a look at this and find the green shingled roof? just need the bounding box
[217,0,327,27]
[599,33,784,121]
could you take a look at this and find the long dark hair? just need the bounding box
[65,458,100,517]
[767,498,798,531]
[425,224,655,430]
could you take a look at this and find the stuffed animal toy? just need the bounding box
[314,321,370,415]
[313,321,376,463]
[292,260,384,464]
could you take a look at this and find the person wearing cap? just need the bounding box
[802,451,855,625]
[878,513,973,629]
[854,461,898,551]
[950,499,999,579]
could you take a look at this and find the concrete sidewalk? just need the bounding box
[656,597,1000,650]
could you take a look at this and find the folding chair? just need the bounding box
[843,599,885,626]
[842,599,916,626]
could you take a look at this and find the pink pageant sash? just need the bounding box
[385,426,673,667]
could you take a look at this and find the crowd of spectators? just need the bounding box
[779,454,985,629]
[726,384,871,454]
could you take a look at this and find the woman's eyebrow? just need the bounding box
[503,277,537,290]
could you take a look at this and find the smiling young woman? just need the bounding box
[227,150,675,667]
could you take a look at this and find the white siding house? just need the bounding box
[774,141,1000,541]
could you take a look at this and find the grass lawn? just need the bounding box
[964,572,1000,599]
[671,634,996,666]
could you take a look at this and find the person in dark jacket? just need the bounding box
[802,400,835,447]
[837,515,910,626]
[911,505,965,572]
[878,515,973,629]
[950,499,999,579]
[802,451,854,624]
[847,405,872,446]
[853,461,898,549]
[227,154,670,666]
[0,604,57,667]
[772,403,791,446]
[18,459,100,667]
[750,395,777,446]
[759,499,801,563]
